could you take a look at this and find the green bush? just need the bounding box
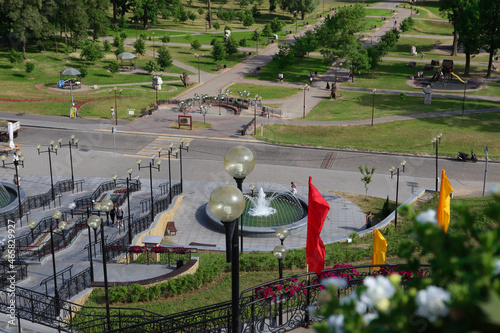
[9,49,23,63]
[382,195,391,217]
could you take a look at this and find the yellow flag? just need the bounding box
[437,170,454,233]
[372,227,388,270]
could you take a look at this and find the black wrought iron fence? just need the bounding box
[0,261,28,288]
[40,265,73,295]
[0,179,74,228]
[59,267,92,300]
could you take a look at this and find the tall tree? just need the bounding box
[316,4,365,64]
[4,0,47,59]
[132,0,171,30]
[278,0,320,20]
[479,0,500,77]
[439,0,467,56]
[87,0,109,40]
[456,0,481,76]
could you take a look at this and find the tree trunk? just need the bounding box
[22,39,27,60]
[208,0,212,29]
[451,30,458,56]
[113,0,117,25]
[54,36,58,53]
[464,52,470,76]
[301,11,305,20]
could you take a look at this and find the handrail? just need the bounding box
[40,265,73,286]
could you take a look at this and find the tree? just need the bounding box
[277,0,320,20]
[479,0,500,77]
[269,0,277,12]
[440,0,467,56]
[134,38,146,56]
[269,17,286,33]
[133,0,173,30]
[292,30,317,59]
[157,46,173,69]
[359,165,376,195]
[399,17,414,33]
[8,49,23,64]
[144,59,160,73]
[211,39,226,63]
[188,11,197,24]
[213,22,221,31]
[456,0,481,76]
[103,40,112,52]
[109,60,121,74]
[376,28,400,56]
[80,40,104,66]
[191,39,201,51]
[273,42,296,69]
[60,43,72,62]
[240,9,255,27]
[25,62,35,78]
[87,0,109,40]
[161,36,171,45]
[224,35,238,59]
[316,4,365,65]
[262,24,272,37]
[239,38,247,47]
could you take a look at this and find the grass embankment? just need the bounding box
[255,112,500,159]
[81,195,495,317]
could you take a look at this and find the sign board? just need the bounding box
[112,126,117,134]
[128,109,135,115]
[178,115,193,130]
[70,107,77,118]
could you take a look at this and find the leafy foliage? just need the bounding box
[272,42,296,70]
[25,62,35,78]
[359,165,376,195]
[79,40,104,65]
[108,60,121,74]
[399,17,414,32]
[133,38,146,56]
[157,46,173,69]
[144,59,160,74]
[211,39,226,63]
[8,49,24,64]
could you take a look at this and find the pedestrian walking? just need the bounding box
[116,205,124,228]
[110,107,115,120]
[291,182,297,195]
[278,72,283,83]
[109,206,116,226]
[366,211,372,229]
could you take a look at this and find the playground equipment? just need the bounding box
[430,59,454,86]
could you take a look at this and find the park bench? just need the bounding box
[167,221,177,235]
[435,40,442,47]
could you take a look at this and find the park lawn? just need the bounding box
[385,37,490,63]
[347,60,420,91]
[364,8,395,17]
[405,18,453,36]
[169,120,212,130]
[147,44,246,73]
[0,83,188,119]
[361,17,390,33]
[245,56,331,84]
[256,112,500,159]
[168,30,289,50]
[396,2,447,20]
[303,91,500,121]
[225,83,300,99]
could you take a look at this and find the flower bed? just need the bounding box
[151,246,170,253]
[172,247,188,254]
[129,246,146,253]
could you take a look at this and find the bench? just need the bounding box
[167,221,177,235]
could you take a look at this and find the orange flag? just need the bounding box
[306,177,330,275]
[372,227,388,270]
[437,170,454,233]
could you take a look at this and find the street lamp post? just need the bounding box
[253,95,260,135]
[209,185,246,333]
[114,87,118,127]
[178,140,189,193]
[224,146,256,253]
[195,53,201,83]
[138,154,161,223]
[37,141,58,201]
[152,32,155,58]
[273,242,287,326]
[432,134,442,191]
[389,160,406,227]
[87,214,111,331]
[462,81,467,115]
[51,210,62,315]
[1,151,25,225]
[302,84,310,118]
[27,220,36,240]
[126,168,133,244]
[58,135,78,191]
[371,89,376,127]
[159,145,178,203]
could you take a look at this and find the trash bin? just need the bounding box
[176,260,184,269]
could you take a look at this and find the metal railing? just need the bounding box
[59,267,92,300]
[40,265,73,295]
[0,179,74,228]
[0,261,28,287]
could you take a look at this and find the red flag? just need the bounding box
[306,177,330,275]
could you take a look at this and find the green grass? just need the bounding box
[405,19,454,36]
[245,56,331,84]
[364,8,395,17]
[396,1,448,20]
[304,91,500,121]
[225,83,300,99]
[169,120,212,130]
[256,112,500,159]
[361,17,390,33]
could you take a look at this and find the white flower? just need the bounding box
[360,276,395,308]
[494,259,500,276]
[415,286,451,322]
[416,209,437,224]
[375,298,390,312]
[327,314,344,333]
[363,312,378,325]
[339,291,357,306]
[322,277,347,289]
[489,184,500,196]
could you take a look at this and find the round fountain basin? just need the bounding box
[206,193,308,238]
[0,182,25,213]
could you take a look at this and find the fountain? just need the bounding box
[247,188,277,217]
[0,184,11,208]
[0,182,25,215]
[206,183,308,237]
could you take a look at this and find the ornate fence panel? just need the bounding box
[0,261,28,288]
[59,267,92,300]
